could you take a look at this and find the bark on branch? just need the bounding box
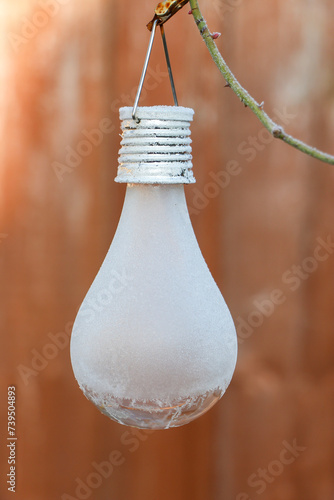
[189,0,334,165]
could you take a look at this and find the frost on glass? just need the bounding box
[70,185,238,429]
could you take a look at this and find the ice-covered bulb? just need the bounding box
[70,106,237,429]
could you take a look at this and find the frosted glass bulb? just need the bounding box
[70,106,237,429]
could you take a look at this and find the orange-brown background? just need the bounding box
[0,1,334,499]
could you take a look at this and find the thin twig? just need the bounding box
[189,0,334,165]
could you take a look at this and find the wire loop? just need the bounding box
[132,1,188,122]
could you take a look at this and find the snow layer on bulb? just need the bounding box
[119,105,194,122]
[71,185,237,414]
[116,106,195,185]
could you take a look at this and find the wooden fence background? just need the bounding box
[0,0,333,499]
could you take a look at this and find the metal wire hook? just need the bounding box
[132,19,179,122]
[132,19,159,122]
[160,24,178,108]
[147,0,189,31]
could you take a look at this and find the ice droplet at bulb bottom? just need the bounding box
[81,387,225,430]
[70,107,238,429]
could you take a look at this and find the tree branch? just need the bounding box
[189,0,334,165]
